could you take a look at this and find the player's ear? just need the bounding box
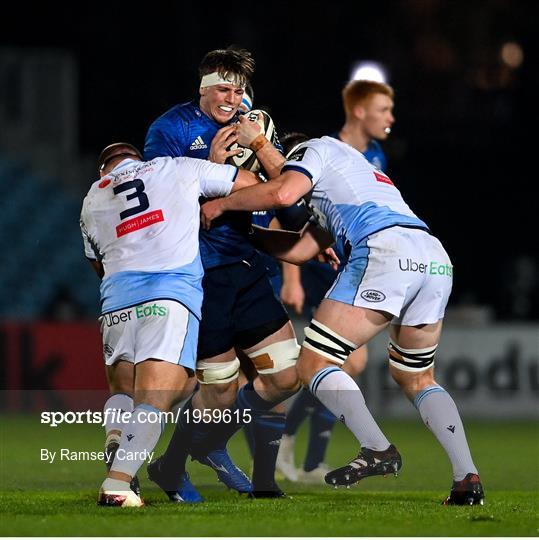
[352,104,366,121]
[199,87,207,97]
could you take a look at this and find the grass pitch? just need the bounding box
[1,414,537,536]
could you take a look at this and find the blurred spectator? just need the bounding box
[42,285,84,321]
[496,256,539,321]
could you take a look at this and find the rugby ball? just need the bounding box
[227,109,276,173]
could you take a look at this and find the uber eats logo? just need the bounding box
[398,259,453,277]
[104,304,168,327]
[135,304,168,318]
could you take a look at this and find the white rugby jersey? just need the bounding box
[80,156,237,316]
[282,136,428,251]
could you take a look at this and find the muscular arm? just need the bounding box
[280,261,304,315]
[230,169,262,192]
[250,223,334,265]
[201,170,312,230]
[236,114,285,179]
[255,141,286,179]
[88,259,104,279]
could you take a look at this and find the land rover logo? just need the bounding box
[360,289,386,302]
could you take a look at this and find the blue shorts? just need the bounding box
[198,252,289,359]
[258,251,282,295]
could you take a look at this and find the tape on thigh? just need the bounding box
[388,340,437,372]
[196,358,240,384]
[302,319,358,366]
[247,338,299,374]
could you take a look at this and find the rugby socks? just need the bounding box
[283,387,317,435]
[243,421,256,457]
[304,401,335,472]
[110,403,164,478]
[158,396,195,476]
[310,367,390,451]
[103,393,134,447]
[190,381,281,462]
[187,383,286,493]
[250,410,286,490]
[282,386,336,472]
[414,385,478,481]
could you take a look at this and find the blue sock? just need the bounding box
[243,422,256,458]
[159,395,195,478]
[251,410,286,490]
[284,386,317,435]
[304,400,336,471]
[191,381,280,458]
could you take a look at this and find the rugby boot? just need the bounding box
[98,478,144,507]
[443,473,485,506]
[195,448,252,494]
[325,444,402,487]
[147,456,203,503]
[249,480,287,499]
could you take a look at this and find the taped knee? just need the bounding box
[388,340,437,372]
[302,320,358,365]
[247,339,299,375]
[196,358,240,385]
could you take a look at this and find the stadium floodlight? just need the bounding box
[500,42,523,69]
[350,61,387,83]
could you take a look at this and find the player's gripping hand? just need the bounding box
[200,198,226,229]
[315,247,340,271]
[209,125,243,164]
[236,114,262,148]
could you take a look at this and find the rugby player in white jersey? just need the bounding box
[200,135,484,506]
[277,80,396,483]
[80,142,258,507]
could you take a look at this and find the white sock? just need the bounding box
[415,385,478,481]
[101,478,132,492]
[310,367,390,451]
[104,393,134,447]
[110,403,163,478]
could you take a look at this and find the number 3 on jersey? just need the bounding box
[114,179,149,219]
[113,179,164,238]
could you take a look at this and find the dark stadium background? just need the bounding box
[3,1,537,321]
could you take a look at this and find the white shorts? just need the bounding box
[326,227,452,325]
[100,300,199,369]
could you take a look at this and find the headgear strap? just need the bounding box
[200,71,246,89]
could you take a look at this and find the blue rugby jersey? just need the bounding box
[144,100,255,269]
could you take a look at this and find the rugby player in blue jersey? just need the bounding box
[144,47,300,500]
[277,80,396,483]
[234,85,290,476]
